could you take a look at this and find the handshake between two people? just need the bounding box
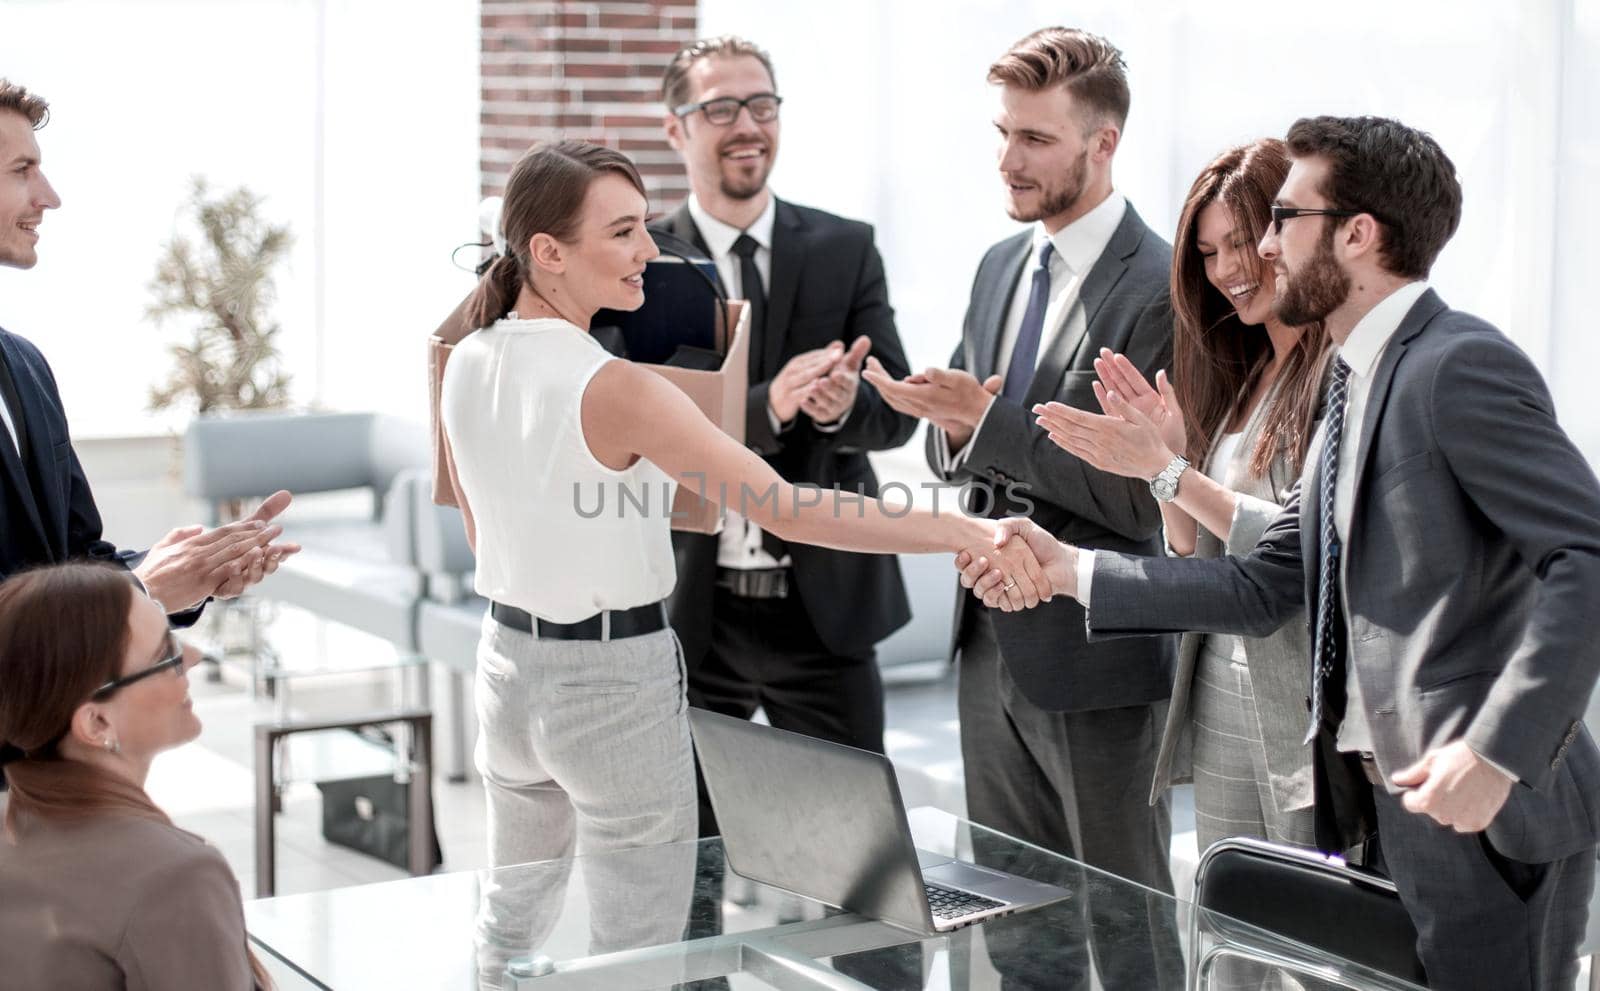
[133,490,301,614]
[861,343,1183,613]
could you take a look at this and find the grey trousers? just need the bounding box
[472,615,697,986]
[1370,781,1594,990]
[959,612,1184,990]
[1191,635,1317,853]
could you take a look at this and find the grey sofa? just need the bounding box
[184,411,431,649]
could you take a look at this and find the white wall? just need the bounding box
[699,0,1600,460]
[4,0,1594,461]
[0,0,479,437]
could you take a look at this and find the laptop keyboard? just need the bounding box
[925,882,1006,920]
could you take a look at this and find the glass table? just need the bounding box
[212,600,437,897]
[246,807,1426,990]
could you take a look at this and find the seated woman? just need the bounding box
[438,139,1046,967]
[0,562,268,990]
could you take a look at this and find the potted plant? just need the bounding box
[147,176,293,415]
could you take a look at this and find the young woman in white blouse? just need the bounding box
[439,141,1047,910]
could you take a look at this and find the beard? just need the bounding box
[720,170,768,201]
[1274,226,1351,326]
[1005,147,1089,223]
[717,138,773,201]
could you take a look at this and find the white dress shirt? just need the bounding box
[688,194,840,570]
[1329,280,1430,753]
[933,190,1128,477]
[0,394,18,457]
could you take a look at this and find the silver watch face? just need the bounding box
[1150,457,1186,502]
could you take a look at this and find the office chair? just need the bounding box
[1190,836,1427,990]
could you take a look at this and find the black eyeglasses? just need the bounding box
[674,93,782,126]
[91,632,185,700]
[1269,205,1363,236]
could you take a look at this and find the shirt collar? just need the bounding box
[1338,280,1431,378]
[687,193,777,259]
[1037,190,1127,275]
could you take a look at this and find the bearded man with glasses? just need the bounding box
[655,35,918,841]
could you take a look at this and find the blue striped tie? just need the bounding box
[1305,357,1353,745]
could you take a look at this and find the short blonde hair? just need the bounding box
[987,28,1129,131]
[0,79,49,128]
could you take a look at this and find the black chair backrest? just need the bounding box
[1195,838,1428,986]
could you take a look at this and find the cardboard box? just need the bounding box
[428,296,749,536]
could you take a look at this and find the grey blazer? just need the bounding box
[1152,353,1333,813]
[0,810,255,989]
[926,203,1176,713]
[1090,290,1600,863]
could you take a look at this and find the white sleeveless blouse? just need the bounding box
[440,317,677,623]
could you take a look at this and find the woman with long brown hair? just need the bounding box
[1030,139,1332,851]
[0,562,268,989]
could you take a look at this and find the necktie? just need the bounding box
[731,232,786,561]
[731,233,766,382]
[1001,242,1056,402]
[1305,357,1353,744]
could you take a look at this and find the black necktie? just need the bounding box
[0,352,28,462]
[730,232,785,562]
[731,233,767,382]
[1305,357,1353,744]
[1001,241,1056,402]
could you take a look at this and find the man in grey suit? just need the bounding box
[867,27,1181,990]
[972,115,1600,990]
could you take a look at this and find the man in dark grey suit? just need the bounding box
[868,27,1180,990]
[974,115,1600,990]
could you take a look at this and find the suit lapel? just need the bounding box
[0,335,52,548]
[1024,203,1146,407]
[1348,290,1447,511]
[764,199,805,380]
[975,233,1032,379]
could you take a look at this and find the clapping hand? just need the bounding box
[133,490,301,611]
[800,336,872,425]
[1033,349,1187,480]
[955,516,1077,611]
[862,360,1002,447]
[768,343,849,424]
[211,491,303,599]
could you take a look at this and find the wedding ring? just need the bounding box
[1002,580,1017,590]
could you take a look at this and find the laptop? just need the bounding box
[688,708,1073,933]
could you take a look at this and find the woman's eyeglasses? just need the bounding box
[90,632,185,700]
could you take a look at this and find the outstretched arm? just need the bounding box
[584,359,1053,608]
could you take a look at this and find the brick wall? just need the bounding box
[480,0,697,211]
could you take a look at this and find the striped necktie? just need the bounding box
[1305,356,1353,745]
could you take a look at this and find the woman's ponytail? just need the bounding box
[462,251,524,332]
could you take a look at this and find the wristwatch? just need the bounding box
[1148,454,1190,503]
